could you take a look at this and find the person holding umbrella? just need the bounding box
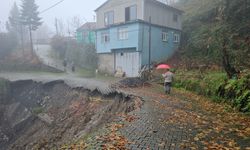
[157,64,174,94]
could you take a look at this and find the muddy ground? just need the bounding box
[0,79,142,150]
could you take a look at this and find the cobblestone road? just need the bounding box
[117,85,250,150]
[119,87,193,150]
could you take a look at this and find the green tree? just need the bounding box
[8,2,25,54]
[20,0,42,56]
[177,0,250,77]
[8,2,21,33]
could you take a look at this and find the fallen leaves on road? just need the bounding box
[60,141,87,150]
[96,123,129,150]
[121,84,250,149]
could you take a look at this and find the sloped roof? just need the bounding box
[77,22,96,31]
[95,0,110,12]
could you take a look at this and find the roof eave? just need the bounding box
[95,0,110,12]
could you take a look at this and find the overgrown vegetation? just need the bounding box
[50,36,98,70]
[218,73,250,112]
[177,0,250,77]
[172,0,250,113]
[174,71,250,113]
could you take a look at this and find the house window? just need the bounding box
[125,5,137,22]
[118,27,128,40]
[162,32,168,42]
[173,13,178,22]
[104,11,114,26]
[101,32,110,43]
[173,33,180,43]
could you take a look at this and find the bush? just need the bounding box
[217,74,250,112]
[174,70,250,113]
[50,35,68,58]
[50,36,98,70]
[65,40,98,70]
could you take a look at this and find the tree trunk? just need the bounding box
[28,25,34,57]
[221,38,238,78]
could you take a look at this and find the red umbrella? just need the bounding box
[156,64,171,70]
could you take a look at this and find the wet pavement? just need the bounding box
[119,88,192,150]
[0,72,115,95]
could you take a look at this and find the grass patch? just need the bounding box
[32,107,44,115]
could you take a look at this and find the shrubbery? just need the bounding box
[50,36,98,70]
[50,35,68,58]
[217,74,250,112]
[65,41,97,69]
[174,71,250,113]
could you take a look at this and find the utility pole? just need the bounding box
[55,18,59,35]
[148,16,152,70]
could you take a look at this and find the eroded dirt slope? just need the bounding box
[0,80,141,150]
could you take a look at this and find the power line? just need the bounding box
[40,0,66,14]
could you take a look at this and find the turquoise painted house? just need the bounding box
[76,22,96,44]
[95,0,183,77]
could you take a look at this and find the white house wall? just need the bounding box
[144,0,182,30]
[96,0,144,29]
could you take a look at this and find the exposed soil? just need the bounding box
[0,79,142,150]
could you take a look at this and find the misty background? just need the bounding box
[0,0,106,35]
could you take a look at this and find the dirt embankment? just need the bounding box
[0,79,142,150]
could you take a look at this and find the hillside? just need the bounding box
[175,0,250,74]
[170,0,250,113]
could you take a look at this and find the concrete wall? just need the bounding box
[144,0,182,30]
[96,23,140,53]
[138,23,181,66]
[96,0,143,29]
[98,53,115,74]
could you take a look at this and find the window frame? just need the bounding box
[104,11,114,26]
[118,27,128,40]
[125,5,137,22]
[101,32,110,43]
[162,31,168,42]
[173,33,180,43]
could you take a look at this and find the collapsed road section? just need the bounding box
[0,79,142,150]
